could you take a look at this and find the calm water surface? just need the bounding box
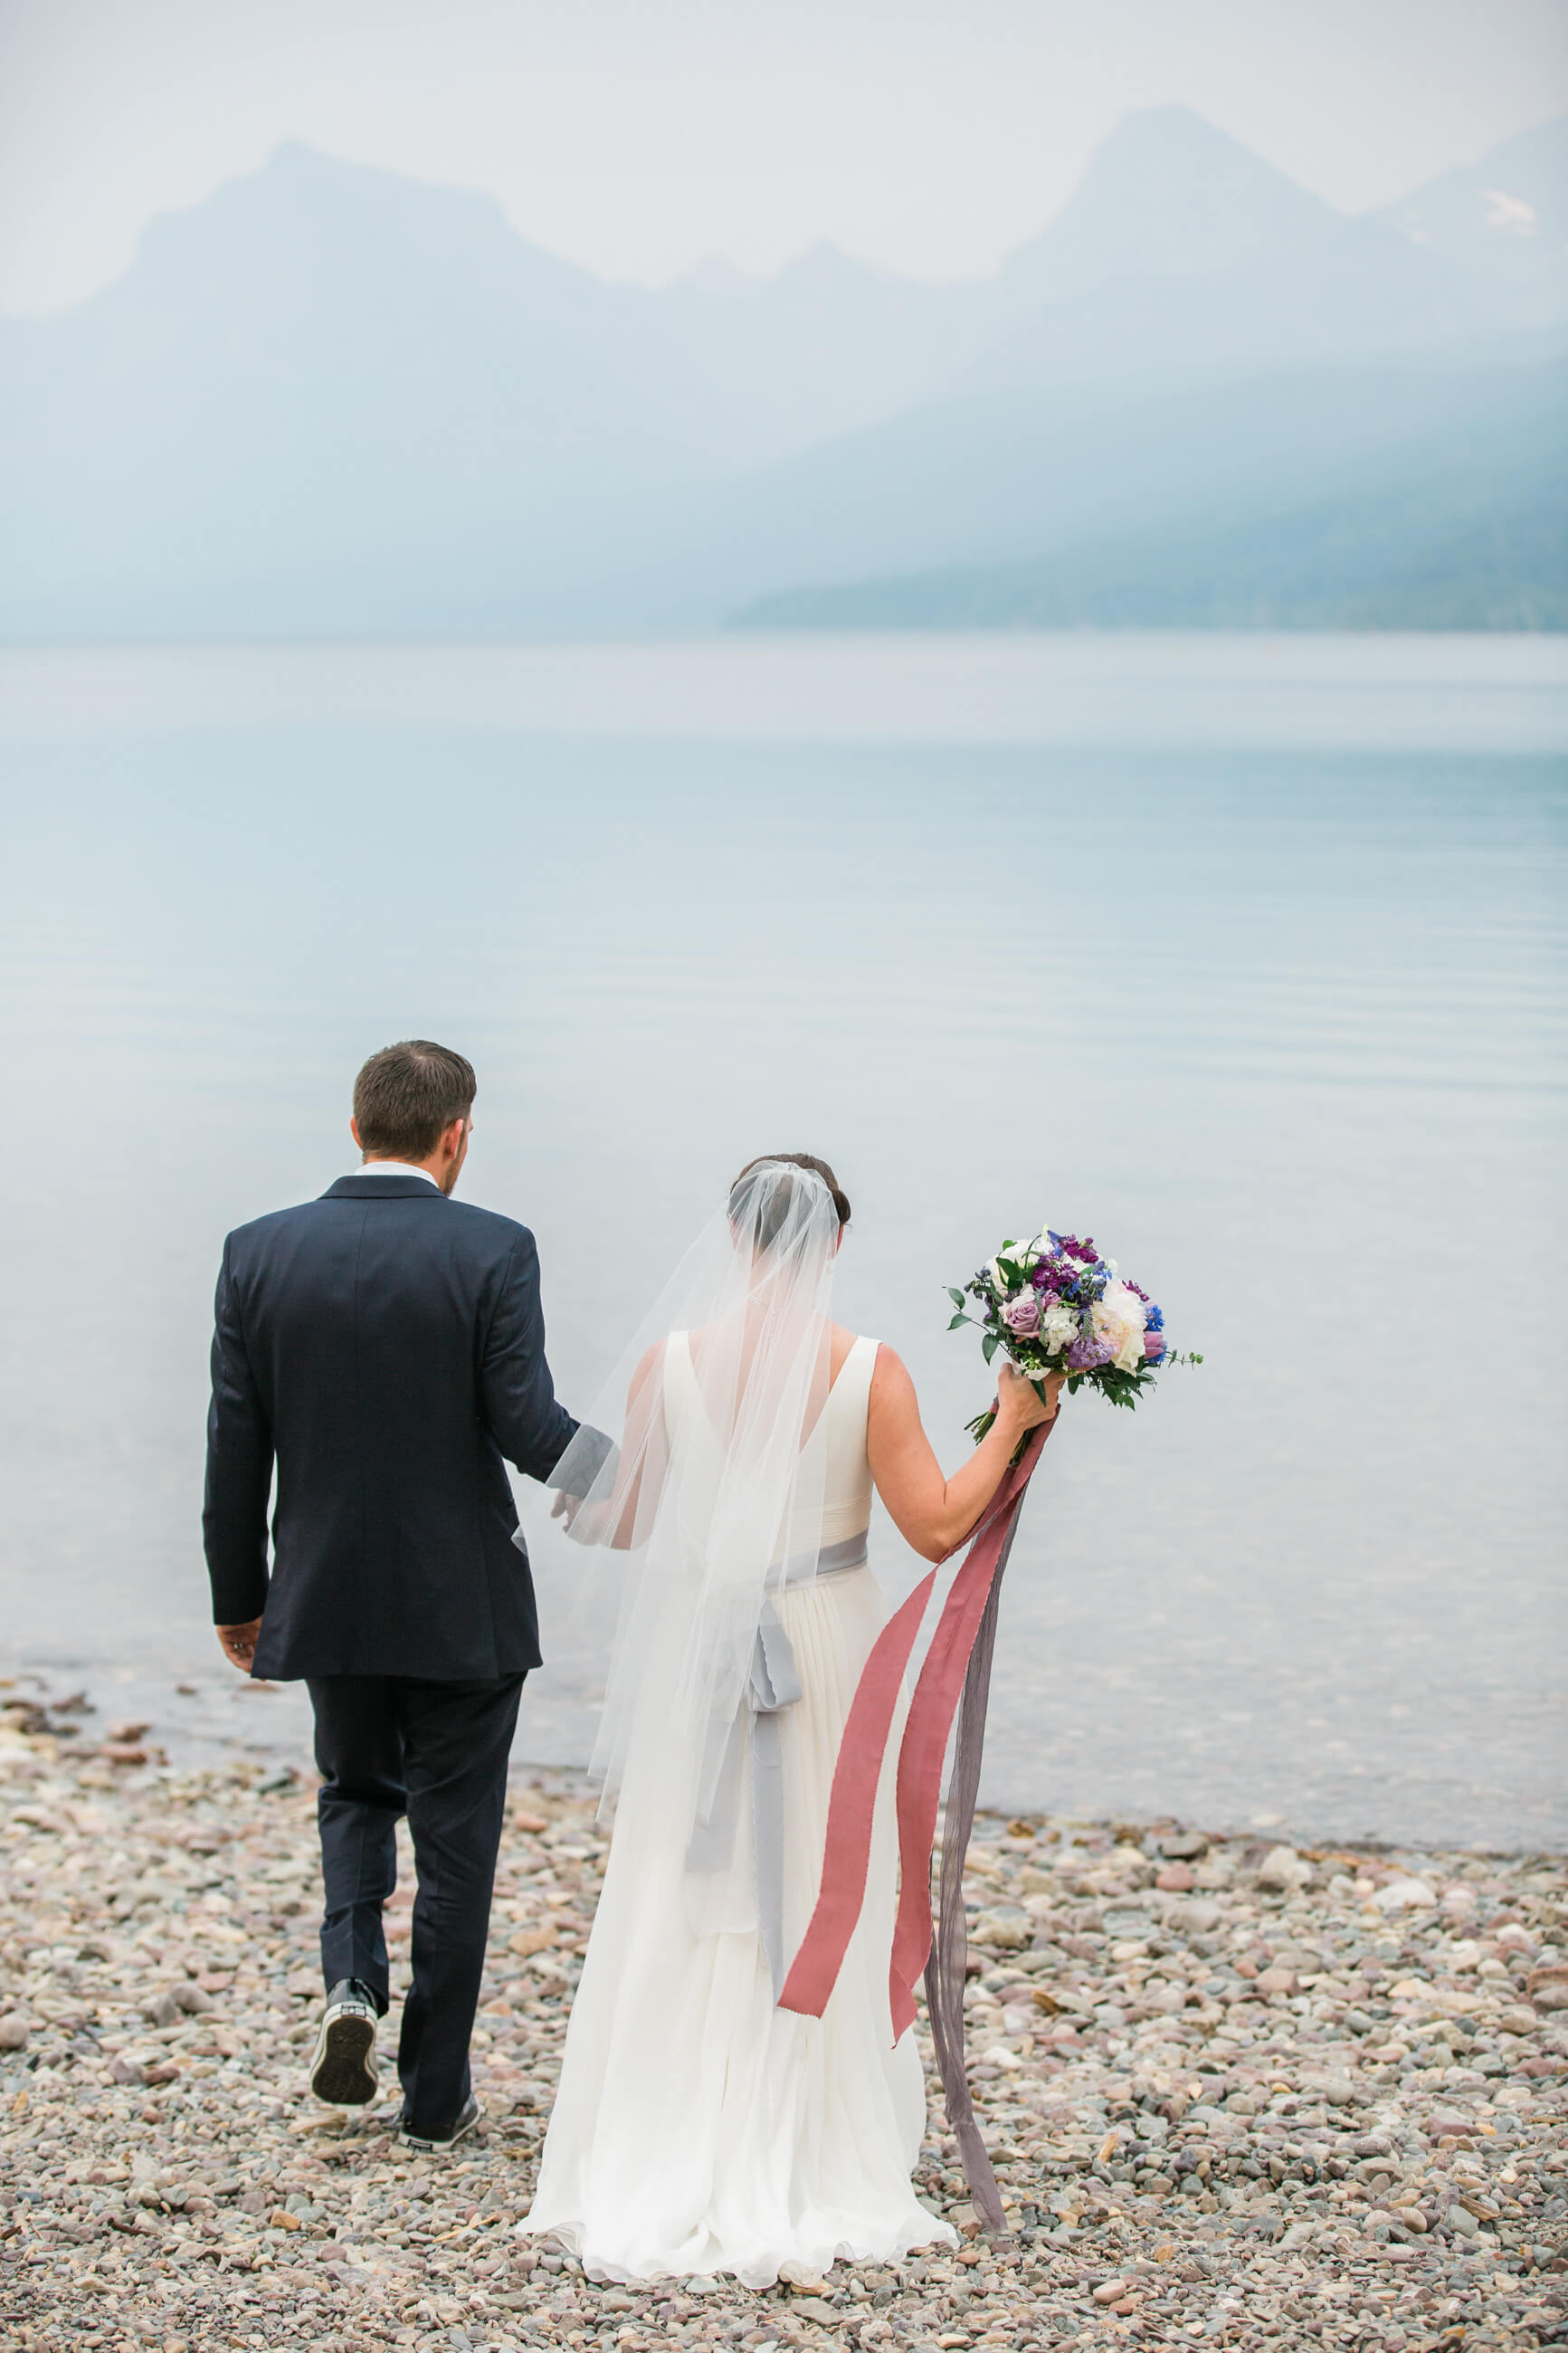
[0,635,1563,1847]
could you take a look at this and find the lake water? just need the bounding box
[0,634,1563,1849]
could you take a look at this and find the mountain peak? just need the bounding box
[675,252,762,296]
[1004,106,1340,302]
[1374,113,1568,273]
[123,139,590,314]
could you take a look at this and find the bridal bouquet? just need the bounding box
[949,1226,1198,1434]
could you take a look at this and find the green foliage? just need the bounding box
[1079,1362,1157,1411]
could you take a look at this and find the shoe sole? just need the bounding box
[398,2098,483,2153]
[309,2011,378,2106]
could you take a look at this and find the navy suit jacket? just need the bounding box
[203,1174,581,1681]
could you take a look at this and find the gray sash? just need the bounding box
[768,1531,870,1591]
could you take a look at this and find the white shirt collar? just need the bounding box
[347,1161,441,1188]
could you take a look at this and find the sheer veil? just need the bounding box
[527,1170,948,2285]
[547,1162,842,1904]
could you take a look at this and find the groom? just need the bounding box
[203,1040,594,2149]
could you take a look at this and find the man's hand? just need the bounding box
[216,1618,263,1673]
[549,1488,582,1530]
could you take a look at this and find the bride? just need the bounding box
[523,1155,1058,2290]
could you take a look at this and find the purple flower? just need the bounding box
[1143,1330,1166,1361]
[1003,1291,1041,1337]
[1066,1333,1111,1372]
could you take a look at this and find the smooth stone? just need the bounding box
[1255,1847,1313,1892]
[1371,1878,1439,1915]
[1165,1899,1223,1932]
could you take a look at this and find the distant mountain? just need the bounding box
[660,243,990,457]
[958,110,1557,396]
[1376,115,1568,325]
[730,371,1568,633]
[671,353,1568,626]
[1003,108,1362,304]
[1,113,1564,639]
[0,145,727,636]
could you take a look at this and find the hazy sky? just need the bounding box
[2,0,1564,311]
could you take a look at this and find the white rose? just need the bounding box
[1090,1280,1147,1374]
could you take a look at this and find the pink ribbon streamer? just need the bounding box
[776,1421,1051,2024]
[887,1421,1050,2036]
[774,1567,937,2017]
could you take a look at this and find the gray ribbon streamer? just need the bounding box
[685,1599,802,1996]
[924,1500,1026,2237]
[686,1534,868,1995]
[747,1602,803,1995]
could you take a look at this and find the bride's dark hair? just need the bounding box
[729,1153,851,1243]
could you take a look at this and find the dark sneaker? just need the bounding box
[397,2092,484,2153]
[308,1979,380,2106]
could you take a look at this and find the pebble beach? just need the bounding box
[1,1677,1564,2353]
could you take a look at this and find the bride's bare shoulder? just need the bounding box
[867,1341,915,1410]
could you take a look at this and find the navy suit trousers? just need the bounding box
[309,1672,525,2139]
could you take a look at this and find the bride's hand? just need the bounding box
[995,1363,1064,1433]
[552,1486,617,1543]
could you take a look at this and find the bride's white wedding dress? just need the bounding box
[524,1329,952,2288]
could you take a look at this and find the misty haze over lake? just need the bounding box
[2,109,1563,640]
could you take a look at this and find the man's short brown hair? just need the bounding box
[353,1041,476,1161]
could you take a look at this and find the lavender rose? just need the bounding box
[1002,1291,1041,1338]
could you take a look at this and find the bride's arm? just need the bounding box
[553,1341,668,1548]
[867,1351,1060,1563]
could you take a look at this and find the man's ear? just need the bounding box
[350,1115,363,1151]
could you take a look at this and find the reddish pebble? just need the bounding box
[1155,1863,1194,1891]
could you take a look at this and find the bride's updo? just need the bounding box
[729,1153,851,1250]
